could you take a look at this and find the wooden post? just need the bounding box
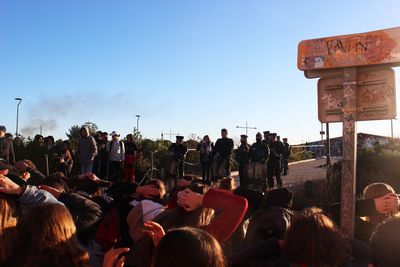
[340,67,358,237]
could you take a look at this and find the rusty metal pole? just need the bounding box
[326,123,331,179]
[340,67,358,237]
[326,123,331,165]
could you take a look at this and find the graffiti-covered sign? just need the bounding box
[298,27,400,71]
[317,68,396,122]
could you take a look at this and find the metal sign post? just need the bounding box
[298,27,400,236]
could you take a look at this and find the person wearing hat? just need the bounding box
[235,134,251,188]
[168,136,188,181]
[249,132,270,191]
[107,131,125,183]
[213,129,234,180]
[77,126,98,174]
[282,138,291,175]
[0,125,15,165]
[267,133,283,189]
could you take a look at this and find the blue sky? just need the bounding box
[1,0,400,144]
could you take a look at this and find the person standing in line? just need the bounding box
[213,128,234,181]
[282,138,291,175]
[98,131,109,179]
[197,135,214,183]
[0,126,15,165]
[267,133,283,189]
[235,134,250,188]
[168,136,188,180]
[107,131,125,183]
[123,133,140,182]
[250,132,270,191]
[25,134,46,174]
[92,131,103,176]
[77,126,98,174]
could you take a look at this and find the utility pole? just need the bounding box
[161,130,180,141]
[236,121,257,136]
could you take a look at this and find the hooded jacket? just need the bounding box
[77,126,98,166]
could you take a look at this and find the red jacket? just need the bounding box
[202,189,248,242]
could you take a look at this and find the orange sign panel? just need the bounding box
[298,27,400,71]
[317,68,396,123]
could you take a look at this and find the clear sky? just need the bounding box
[1,0,400,144]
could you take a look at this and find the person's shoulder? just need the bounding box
[2,138,12,145]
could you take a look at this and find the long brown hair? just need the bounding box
[284,208,351,267]
[15,203,90,267]
[153,227,225,267]
[0,195,18,263]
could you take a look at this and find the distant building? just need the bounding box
[297,133,396,157]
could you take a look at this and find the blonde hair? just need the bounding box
[0,195,17,262]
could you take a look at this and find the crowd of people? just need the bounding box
[173,128,291,191]
[1,125,291,191]
[0,126,141,183]
[1,124,400,267]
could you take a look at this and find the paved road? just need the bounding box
[231,157,339,187]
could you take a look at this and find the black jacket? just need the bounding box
[0,137,15,164]
[125,141,139,157]
[250,141,270,163]
[59,192,103,244]
[235,143,251,164]
[214,137,234,160]
[168,143,188,161]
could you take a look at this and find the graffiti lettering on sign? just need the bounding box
[359,85,394,106]
[298,27,400,70]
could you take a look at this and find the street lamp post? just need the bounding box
[135,115,141,133]
[15,98,22,137]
